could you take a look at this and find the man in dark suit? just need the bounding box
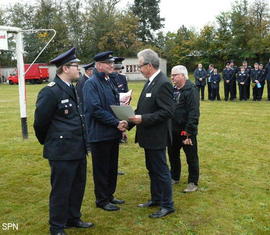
[34,48,93,235]
[83,51,127,212]
[128,49,175,218]
[76,62,94,111]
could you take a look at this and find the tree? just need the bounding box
[98,11,143,56]
[130,0,164,42]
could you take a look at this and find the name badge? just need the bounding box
[146,93,152,97]
[61,99,69,104]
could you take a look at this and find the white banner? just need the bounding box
[0,30,8,50]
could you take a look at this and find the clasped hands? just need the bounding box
[117,120,128,131]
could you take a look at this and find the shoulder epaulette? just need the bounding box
[47,82,56,87]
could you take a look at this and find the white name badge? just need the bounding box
[61,99,69,104]
[146,93,152,97]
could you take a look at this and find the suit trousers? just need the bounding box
[167,132,199,185]
[144,148,174,209]
[49,158,86,232]
[90,139,119,206]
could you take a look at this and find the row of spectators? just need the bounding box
[193,59,270,101]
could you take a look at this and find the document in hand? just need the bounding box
[119,89,132,105]
[110,105,135,121]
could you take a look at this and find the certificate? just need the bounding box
[110,105,135,121]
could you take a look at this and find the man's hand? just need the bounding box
[117,120,128,131]
[128,115,142,125]
[183,137,193,145]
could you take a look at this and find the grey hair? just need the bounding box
[137,49,160,69]
[171,65,189,79]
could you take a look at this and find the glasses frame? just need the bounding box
[66,64,80,69]
[138,63,149,69]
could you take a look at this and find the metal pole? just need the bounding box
[16,31,28,139]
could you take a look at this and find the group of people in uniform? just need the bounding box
[34,48,200,235]
[194,59,270,101]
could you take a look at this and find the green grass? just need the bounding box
[0,81,270,235]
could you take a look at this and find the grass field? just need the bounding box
[0,81,270,235]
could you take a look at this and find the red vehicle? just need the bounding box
[8,63,49,85]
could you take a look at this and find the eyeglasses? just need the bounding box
[171,74,180,78]
[67,64,80,69]
[138,63,149,69]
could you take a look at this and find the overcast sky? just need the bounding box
[2,0,238,32]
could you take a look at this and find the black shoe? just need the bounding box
[110,198,125,204]
[138,200,160,208]
[65,220,94,229]
[97,202,120,211]
[117,171,125,175]
[149,208,175,218]
[50,230,67,235]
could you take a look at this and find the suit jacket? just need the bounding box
[34,76,87,160]
[134,71,174,149]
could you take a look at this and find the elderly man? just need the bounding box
[83,51,127,211]
[129,49,175,218]
[34,48,93,235]
[168,65,200,193]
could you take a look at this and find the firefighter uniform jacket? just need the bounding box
[34,75,87,160]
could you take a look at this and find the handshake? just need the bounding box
[117,120,128,132]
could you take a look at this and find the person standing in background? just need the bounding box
[194,64,207,101]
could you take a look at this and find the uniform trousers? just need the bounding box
[224,81,234,100]
[196,85,205,100]
[207,82,211,100]
[267,81,270,100]
[90,139,119,206]
[144,148,174,209]
[167,132,199,185]
[232,80,237,98]
[238,84,247,100]
[49,158,86,233]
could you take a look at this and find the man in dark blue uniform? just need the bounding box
[76,62,95,111]
[242,61,252,100]
[210,68,221,101]
[259,63,266,99]
[265,58,270,100]
[167,65,200,193]
[206,64,214,100]
[110,57,129,93]
[194,64,207,100]
[34,48,93,235]
[251,62,263,101]
[83,51,127,211]
[223,62,234,101]
[237,66,249,100]
[229,60,238,100]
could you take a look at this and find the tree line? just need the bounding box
[0,0,269,73]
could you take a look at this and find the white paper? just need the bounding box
[110,105,135,121]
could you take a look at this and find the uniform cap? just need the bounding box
[83,62,95,70]
[113,57,125,64]
[94,51,114,62]
[50,48,80,67]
